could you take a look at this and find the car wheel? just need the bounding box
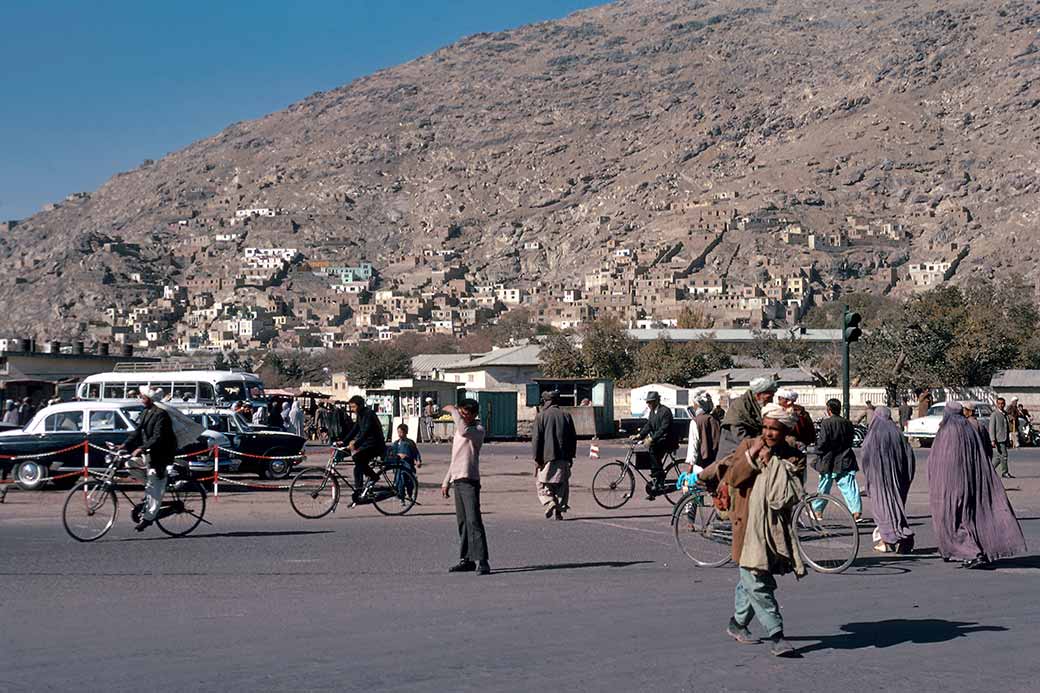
[262,450,294,480]
[15,461,49,491]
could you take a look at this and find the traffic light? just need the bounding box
[843,310,862,343]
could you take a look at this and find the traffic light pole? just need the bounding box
[842,322,851,418]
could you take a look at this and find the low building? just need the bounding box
[0,343,159,405]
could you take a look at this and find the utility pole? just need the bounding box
[842,305,862,418]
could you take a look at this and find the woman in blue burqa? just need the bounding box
[928,401,1026,568]
[860,406,915,553]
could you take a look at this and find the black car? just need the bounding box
[0,402,215,490]
[180,408,306,479]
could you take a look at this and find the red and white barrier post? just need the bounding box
[213,446,219,499]
[82,441,90,479]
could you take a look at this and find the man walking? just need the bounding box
[814,398,863,523]
[421,397,438,443]
[916,388,933,419]
[722,377,778,447]
[989,397,1013,479]
[898,398,913,431]
[1007,398,1022,448]
[698,403,805,657]
[442,400,490,575]
[634,391,679,499]
[532,390,578,520]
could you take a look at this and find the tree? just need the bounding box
[213,352,229,370]
[580,317,637,382]
[488,308,536,346]
[343,344,413,388]
[677,305,714,329]
[539,332,586,378]
[746,331,814,369]
[630,338,734,386]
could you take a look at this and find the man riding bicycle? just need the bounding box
[632,390,679,499]
[341,395,386,505]
[120,386,177,531]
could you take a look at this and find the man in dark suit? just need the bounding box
[634,391,678,498]
[814,398,862,522]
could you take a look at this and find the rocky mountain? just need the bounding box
[2,0,1038,341]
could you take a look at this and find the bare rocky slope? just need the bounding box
[2,0,1038,339]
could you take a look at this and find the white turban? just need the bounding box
[750,377,778,395]
[139,386,156,400]
[776,388,798,402]
[761,403,797,429]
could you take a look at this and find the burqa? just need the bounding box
[860,406,915,549]
[928,402,1026,562]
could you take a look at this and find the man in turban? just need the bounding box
[698,401,805,657]
[722,376,778,453]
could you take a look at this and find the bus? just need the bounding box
[76,369,266,407]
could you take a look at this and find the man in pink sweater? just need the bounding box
[441,399,490,575]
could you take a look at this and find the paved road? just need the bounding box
[2,443,1039,692]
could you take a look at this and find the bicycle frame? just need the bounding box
[618,446,679,484]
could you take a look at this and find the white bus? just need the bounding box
[77,369,266,407]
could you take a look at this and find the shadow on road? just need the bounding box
[847,549,940,576]
[492,560,654,574]
[569,513,674,521]
[790,619,1008,654]
[121,529,335,541]
[981,554,1040,570]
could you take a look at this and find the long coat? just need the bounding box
[698,438,805,563]
[532,404,578,464]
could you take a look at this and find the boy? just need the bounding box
[388,423,422,497]
[441,400,490,575]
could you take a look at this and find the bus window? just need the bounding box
[198,382,215,401]
[103,383,126,399]
[125,383,145,399]
[216,381,247,403]
[84,383,101,399]
[172,382,198,402]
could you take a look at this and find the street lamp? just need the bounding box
[841,307,862,418]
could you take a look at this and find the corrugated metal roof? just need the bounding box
[627,328,843,343]
[990,370,1040,388]
[410,353,473,373]
[442,344,543,369]
[690,367,818,385]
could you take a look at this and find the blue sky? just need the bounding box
[0,1,600,221]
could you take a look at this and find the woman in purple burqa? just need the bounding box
[860,406,915,553]
[928,401,1026,568]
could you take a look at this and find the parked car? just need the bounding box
[0,402,226,490]
[178,407,306,479]
[905,401,993,447]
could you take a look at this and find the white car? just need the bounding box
[905,401,992,447]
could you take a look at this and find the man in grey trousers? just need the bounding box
[989,397,1013,479]
[441,399,490,575]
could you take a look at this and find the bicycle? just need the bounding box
[62,446,208,542]
[671,480,860,574]
[288,446,418,518]
[590,443,685,509]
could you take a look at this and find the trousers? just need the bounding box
[815,471,862,514]
[129,467,168,521]
[993,442,1009,476]
[454,480,489,563]
[734,567,783,637]
[352,446,382,491]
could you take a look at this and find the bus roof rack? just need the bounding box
[112,362,252,374]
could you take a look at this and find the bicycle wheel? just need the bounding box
[661,461,685,505]
[372,467,418,516]
[63,479,118,542]
[795,494,860,574]
[156,480,207,537]
[289,468,340,519]
[673,493,732,567]
[591,462,635,510]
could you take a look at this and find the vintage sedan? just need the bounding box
[179,407,306,479]
[0,402,225,490]
[905,401,993,447]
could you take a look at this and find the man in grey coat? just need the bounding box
[532,390,578,520]
[989,397,1013,479]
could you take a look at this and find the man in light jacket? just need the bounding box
[532,390,578,520]
[989,397,1012,479]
